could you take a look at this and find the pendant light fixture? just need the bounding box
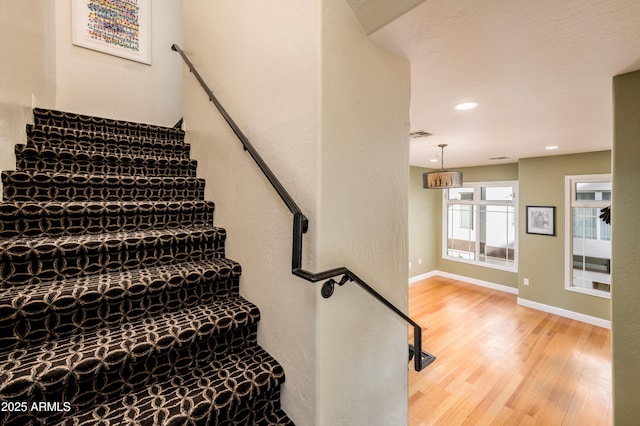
[423,144,463,189]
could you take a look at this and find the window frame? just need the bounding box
[564,174,612,299]
[442,181,518,272]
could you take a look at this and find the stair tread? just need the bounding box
[0,226,226,287]
[2,170,206,202]
[16,144,196,165]
[28,123,185,145]
[0,257,242,348]
[0,199,214,212]
[0,200,216,241]
[33,109,185,140]
[58,345,289,426]
[0,295,260,389]
[27,124,190,159]
[0,225,223,250]
[0,257,240,303]
[2,169,203,182]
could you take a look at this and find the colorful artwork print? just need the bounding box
[72,0,151,65]
[87,0,141,52]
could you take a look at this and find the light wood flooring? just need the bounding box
[408,276,611,426]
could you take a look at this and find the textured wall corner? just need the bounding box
[612,69,640,426]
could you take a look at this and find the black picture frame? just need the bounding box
[526,206,556,236]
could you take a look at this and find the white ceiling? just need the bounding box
[368,0,640,168]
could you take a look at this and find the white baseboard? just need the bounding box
[409,271,610,328]
[410,270,518,295]
[408,271,438,284]
[517,298,611,329]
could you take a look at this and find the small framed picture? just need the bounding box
[526,206,556,236]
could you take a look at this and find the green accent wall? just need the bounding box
[518,151,611,320]
[408,166,439,276]
[612,70,640,425]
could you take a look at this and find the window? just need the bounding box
[443,182,518,271]
[565,175,611,297]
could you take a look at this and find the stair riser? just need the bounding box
[0,324,260,423]
[0,229,226,286]
[2,172,205,203]
[0,201,215,240]
[16,145,197,178]
[0,262,241,347]
[33,109,185,141]
[28,133,191,159]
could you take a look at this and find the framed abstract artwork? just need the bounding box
[72,0,151,65]
[526,205,556,236]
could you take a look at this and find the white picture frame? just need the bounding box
[72,0,151,65]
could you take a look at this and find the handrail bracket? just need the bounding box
[321,275,350,299]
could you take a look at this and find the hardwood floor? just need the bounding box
[408,276,612,426]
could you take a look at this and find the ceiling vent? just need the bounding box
[410,130,433,138]
[489,156,510,160]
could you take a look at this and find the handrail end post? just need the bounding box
[292,213,305,271]
[414,325,423,371]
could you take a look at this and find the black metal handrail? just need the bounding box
[172,44,434,371]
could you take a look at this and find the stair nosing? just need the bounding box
[0,225,224,250]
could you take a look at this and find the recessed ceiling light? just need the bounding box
[545,145,559,150]
[430,158,439,163]
[454,102,479,110]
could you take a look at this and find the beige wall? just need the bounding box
[53,0,183,126]
[518,151,611,320]
[0,0,183,183]
[612,70,640,425]
[317,0,410,424]
[0,0,56,180]
[182,1,410,424]
[182,2,319,424]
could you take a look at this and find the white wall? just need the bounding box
[317,0,411,424]
[53,0,183,126]
[182,1,411,425]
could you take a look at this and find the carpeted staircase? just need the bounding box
[0,108,294,425]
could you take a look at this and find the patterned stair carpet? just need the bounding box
[0,109,294,425]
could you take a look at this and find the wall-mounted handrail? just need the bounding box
[172,44,434,371]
